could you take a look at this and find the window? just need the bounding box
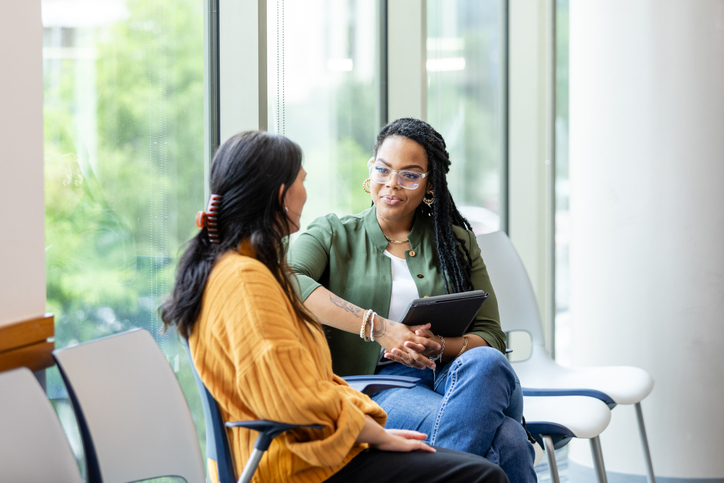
[267,0,380,227]
[427,0,507,234]
[42,0,206,467]
[555,0,570,363]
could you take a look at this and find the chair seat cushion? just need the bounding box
[516,358,654,405]
[523,395,611,440]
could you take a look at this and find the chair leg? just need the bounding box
[635,402,656,483]
[238,448,264,483]
[590,436,608,483]
[542,435,560,483]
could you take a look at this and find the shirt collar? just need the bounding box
[363,205,432,251]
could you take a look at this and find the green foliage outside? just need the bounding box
[43,0,207,464]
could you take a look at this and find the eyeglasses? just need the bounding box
[367,158,430,190]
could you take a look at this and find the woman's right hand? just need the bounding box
[303,287,439,369]
[357,415,435,453]
[374,318,440,370]
[370,429,436,453]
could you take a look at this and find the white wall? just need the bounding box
[0,1,46,326]
[568,0,724,478]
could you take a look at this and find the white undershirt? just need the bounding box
[384,250,419,322]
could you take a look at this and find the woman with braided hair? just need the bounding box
[162,130,507,483]
[289,118,536,482]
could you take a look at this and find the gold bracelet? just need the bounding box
[455,335,469,358]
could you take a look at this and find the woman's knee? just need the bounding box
[458,346,517,382]
[494,417,535,465]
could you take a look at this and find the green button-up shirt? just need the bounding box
[288,206,506,376]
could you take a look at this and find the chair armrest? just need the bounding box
[226,420,323,451]
[343,375,420,395]
[522,421,575,450]
[522,387,617,409]
[225,377,420,455]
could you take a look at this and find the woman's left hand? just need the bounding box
[383,326,443,366]
[402,326,442,358]
[377,321,440,370]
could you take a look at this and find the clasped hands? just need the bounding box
[377,320,442,370]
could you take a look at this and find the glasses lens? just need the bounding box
[370,164,390,182]
[369,164,423,189]
[398,171,421,189]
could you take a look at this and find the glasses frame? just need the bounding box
[367,158,430,190]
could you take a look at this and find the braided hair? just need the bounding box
[373,118,475,294]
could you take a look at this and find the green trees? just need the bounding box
[43,0,207,453]
[44,0,204,348]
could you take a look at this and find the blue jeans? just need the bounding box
[372,346,536,483]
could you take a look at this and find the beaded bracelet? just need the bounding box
[370,312,377,342]
[359,309,373,342]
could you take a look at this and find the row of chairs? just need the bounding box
[0,231,655,483]
[477,231,655,483]
[0,329,207,483]
[0,330,420,483]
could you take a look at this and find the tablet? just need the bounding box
[399,290,489,337]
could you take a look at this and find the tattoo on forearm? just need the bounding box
[329,294,363,315]
[372,317,387,338]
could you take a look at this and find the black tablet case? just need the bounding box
[399,290,489,337]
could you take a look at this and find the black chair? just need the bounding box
[181,340,418,483]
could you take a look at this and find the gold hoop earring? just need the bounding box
[362,178,371,193]
[423,190,434,206]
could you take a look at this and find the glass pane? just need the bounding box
[427,0,505,235]
[267,0,380,227]
[42,0,206,469]
[555,0,570,364]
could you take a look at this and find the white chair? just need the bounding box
[53,329,206,483]
[523,394,611,482]
[478,231,655,483]
[0,367,83,483]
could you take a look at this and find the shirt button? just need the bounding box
[409,250,416,257]
[417,274,424,279]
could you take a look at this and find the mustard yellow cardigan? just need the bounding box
[189,249,387,483]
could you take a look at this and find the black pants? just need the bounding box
[324,446,509,483]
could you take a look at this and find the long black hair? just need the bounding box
[373,118,474,294]
[161,131,318,338]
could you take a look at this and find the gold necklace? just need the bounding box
[384,235,410,245]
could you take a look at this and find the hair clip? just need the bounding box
[195,194,223,244]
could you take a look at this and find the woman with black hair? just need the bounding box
[288,118,536,482]
[161,130,507,483]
